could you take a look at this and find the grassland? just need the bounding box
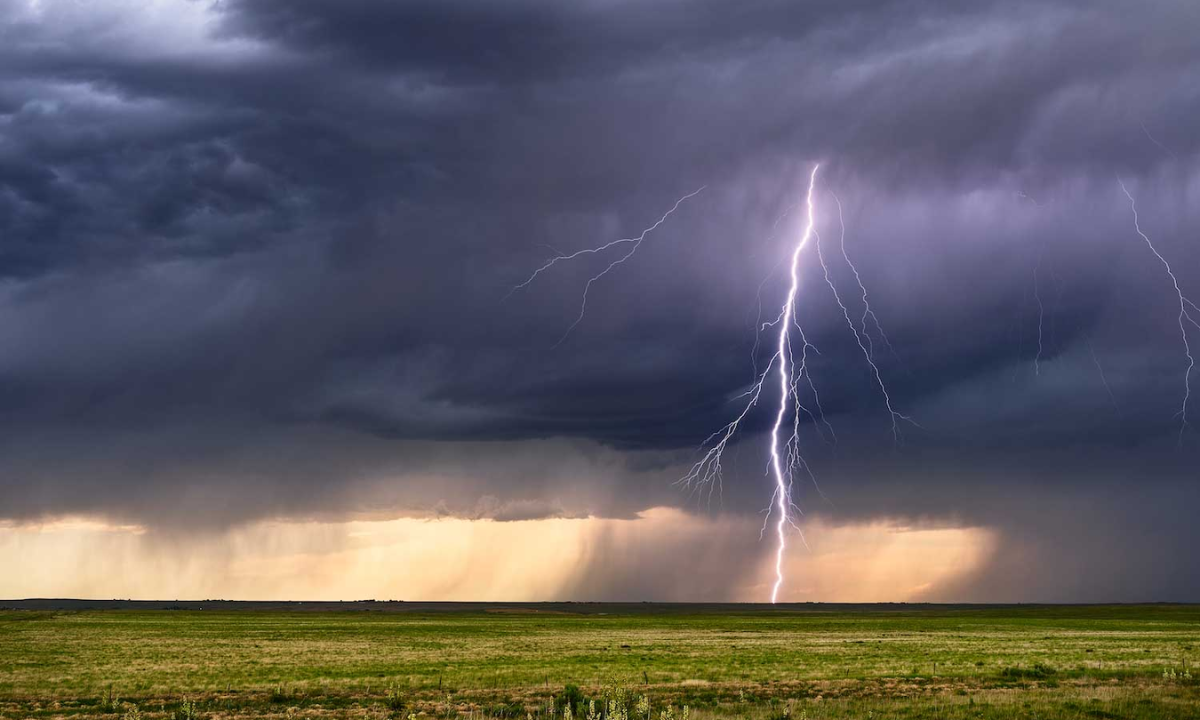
[1,604,1198,719]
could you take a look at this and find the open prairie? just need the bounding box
[2,603,1198,719]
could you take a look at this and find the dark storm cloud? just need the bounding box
[1,0,1199,597]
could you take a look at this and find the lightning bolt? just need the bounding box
[515,163,909,603]
[677,168,823,600]
[680,164,910,602]
[507,187,706,346]
[1117,178,1197,442]
[765,164,821,603]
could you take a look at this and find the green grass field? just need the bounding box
[2,604,1199,719]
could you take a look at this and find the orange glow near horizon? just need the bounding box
[0,508,995,602]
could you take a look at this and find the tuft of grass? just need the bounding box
[100,685,122,712]
[489,701,526,718]
[558,684,588,717]
[1000,662,1058,679]
[765,700,791,720]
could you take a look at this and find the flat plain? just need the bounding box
[2,603,1198,719]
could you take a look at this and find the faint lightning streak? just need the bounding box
[815,198,915,443]
[1085,337,1120,414]
[1033,244,1045,376]
[506,187,706,343]
[1141,122,1178,159]
[749,268,777,381]
[1117,178,1196,441]
[831,193,900,364]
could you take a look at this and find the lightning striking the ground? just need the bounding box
[765,166,832,601]
[507,187,706,345]
[1117,178,1197,442]
[513,163,908,602]
[680,165,908,602]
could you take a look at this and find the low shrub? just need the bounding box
[386,683,406,711]
[173,698,202,720]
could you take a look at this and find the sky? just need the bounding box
[1,0,1198,602]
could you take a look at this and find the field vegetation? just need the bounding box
[1,604,1198,719]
